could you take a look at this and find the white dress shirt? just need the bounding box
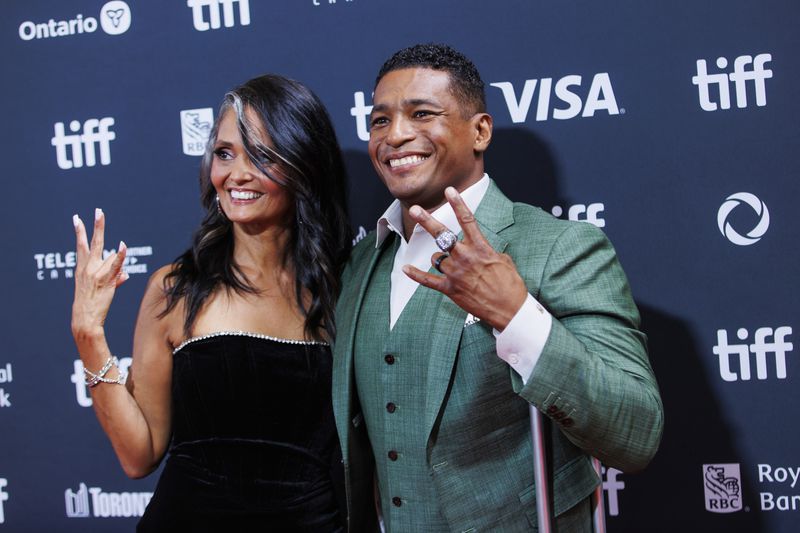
[374,174,552,383]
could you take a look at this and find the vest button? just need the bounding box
[388,450,398,461]
[384,354,395,364]
[386,402,397,413]
[392,496,402,507]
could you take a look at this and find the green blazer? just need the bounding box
[332,181,663,531]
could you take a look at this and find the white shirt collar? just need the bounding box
[375,174,491,247]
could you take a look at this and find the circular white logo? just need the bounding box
[717,192,770,246]
[100,1,131,35]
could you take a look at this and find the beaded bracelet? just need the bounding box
[83,356,127,387]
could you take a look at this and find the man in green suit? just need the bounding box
[332,43,663,532]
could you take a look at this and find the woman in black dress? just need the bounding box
[70,74,351,531]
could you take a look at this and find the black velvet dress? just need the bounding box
[137,332,344,532]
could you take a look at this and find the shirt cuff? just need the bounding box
[493,294,552,384]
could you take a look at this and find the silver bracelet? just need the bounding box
[83,356,126,387]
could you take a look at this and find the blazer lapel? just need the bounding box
[424,179,514,443]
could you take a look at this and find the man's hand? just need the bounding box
[403,187,528,331]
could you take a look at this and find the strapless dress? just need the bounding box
[137,331,344,532]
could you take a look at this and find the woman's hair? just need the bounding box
[162,74,352,341]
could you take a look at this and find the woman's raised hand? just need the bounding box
[71,208,129,341]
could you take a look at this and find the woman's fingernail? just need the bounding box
[95,208,103,221]
[121,271,130,281]
[72,214,81,227]
[118,240,126,252]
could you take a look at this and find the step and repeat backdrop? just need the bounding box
[1,1,797,531]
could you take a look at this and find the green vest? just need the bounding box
[353,235,449,531]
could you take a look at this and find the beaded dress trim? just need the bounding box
[173,330,329,354]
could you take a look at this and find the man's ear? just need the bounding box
[473,112,493,154]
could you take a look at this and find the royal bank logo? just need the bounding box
[72,358,132,407]
[35,245,153,281]
[180,108,213,156]
[0,478,8,524]
[717,192,770,246]
[714,326,792,382]
[51,117,116,170]
[0,363,12,409]
[692,53,772,112]
[758,463,800,512]
[18,1,131,41]
[551,203,606,228]
[65,483,152,518]
[704,463,743,513]
[188,0,250,31]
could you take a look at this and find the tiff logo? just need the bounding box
[713,326,793,382]
[551,203,605,228]
[692,53,772,111]
[603,467,624,517]
[51,118,115,170]
[188,0,250,31]
[0,478,7,524]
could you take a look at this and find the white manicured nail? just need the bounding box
[95,208,103,221]
[72,214,80,227]
[118,240,126,252]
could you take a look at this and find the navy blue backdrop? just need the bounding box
[1,1,798,531]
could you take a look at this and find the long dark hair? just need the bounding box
[162,74,352,341]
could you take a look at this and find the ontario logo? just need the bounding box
[704,463,743,513]
[18,1,131,41]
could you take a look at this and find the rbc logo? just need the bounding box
[51,118,116,170]
[692,53,772,111]
[551,203,605,228]
[187,0,250,31]
[180,108,213,156]
[717,192,769,246]
[703,464,742,513]
[713,326,793,382]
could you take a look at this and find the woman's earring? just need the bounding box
[216,194,227,219]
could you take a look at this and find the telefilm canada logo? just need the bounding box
[34,245,153,281]
[692,53,772,112]
[717,192,770,246]
[18,1,131,41]
[180,108,213,156]
[350,70,621,141]
[0,363,13,409]
[65,483,152,519]
[188,0,250,31]
[704,463,743,513]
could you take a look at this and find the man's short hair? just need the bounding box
[375,43,487,116]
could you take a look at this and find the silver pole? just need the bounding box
[591,457,607,533]
[529,405,552,533]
